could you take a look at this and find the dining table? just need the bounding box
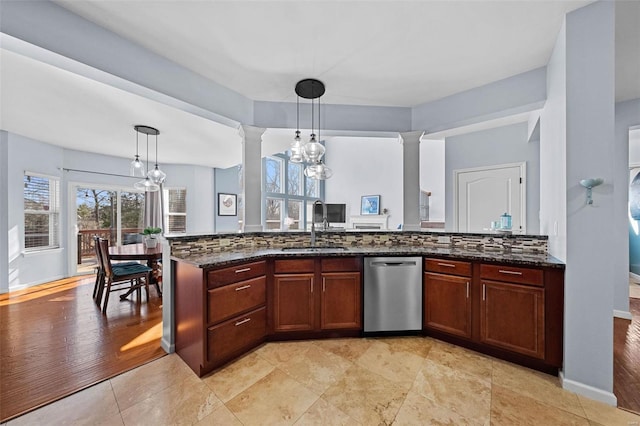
[109,243,163,297]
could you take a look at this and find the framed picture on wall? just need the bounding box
[218,193,237,216]
[361,195,380,215]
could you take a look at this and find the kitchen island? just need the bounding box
[167,231,564,377]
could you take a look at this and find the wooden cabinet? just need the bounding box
[174,259,267,376]
[480,264,545,359]
[272,257,362,333]
[424,258,472,338]
[423,258,563,372]
[273,273,315,332]
[321,271,361,330]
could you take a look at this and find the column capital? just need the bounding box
[238,124,266,144]
[399,130,425,145]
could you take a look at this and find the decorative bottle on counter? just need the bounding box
[500,213,512,230]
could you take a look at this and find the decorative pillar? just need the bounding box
[239,125,266,232]
[400,131,424,231]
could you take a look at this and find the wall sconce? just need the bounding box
[580,178,604,205]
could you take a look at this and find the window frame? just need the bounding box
[163,187,187,234]
[262,153,324,230]
[23,172,61,252]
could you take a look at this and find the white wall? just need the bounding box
[419,139,445,222]
[444,122,540,233]
[324,137,403,228]
[540,20,568,261]
[7,133,67,290]
[541,2,617,404]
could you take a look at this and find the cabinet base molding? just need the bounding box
[269,329,361,342]
[424,329,559,376]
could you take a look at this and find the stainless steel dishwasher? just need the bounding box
[364,257,422,333]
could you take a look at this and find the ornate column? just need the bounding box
[400,131,424,231]
[239,125,266,232]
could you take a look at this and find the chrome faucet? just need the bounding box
[311,199,328,247]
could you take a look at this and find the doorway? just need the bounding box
[454,162,526,233]
[70,184,144,275]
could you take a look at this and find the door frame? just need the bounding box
[453,162,526,233]
[66,181,143,276]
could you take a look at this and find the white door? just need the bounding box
[455,163,526,233]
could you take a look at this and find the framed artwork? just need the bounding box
[218,193,237,216]
[361,195,380,215]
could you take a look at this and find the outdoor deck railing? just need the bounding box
[76,228,142,264]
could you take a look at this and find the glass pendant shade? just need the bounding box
[290,131,305,163]
[148,165,166,184]
[134,176,160,192]
[303,135,325,163]
[130,155,146,177]
[305,162,333,180]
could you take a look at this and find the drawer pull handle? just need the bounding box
[235,267,251,273]
[437,262,456,268]
[235,318,251,326]
[498,270,523,276]
[235,285,251,291]
[466,281,469,298]
[482,284,486,301]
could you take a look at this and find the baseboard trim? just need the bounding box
[614,309,633,320]
[8,274,66,291]
[161,337,175,354]
[559,371,617,406]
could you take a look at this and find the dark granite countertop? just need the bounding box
[171,245,565,269]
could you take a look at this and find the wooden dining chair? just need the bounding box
[92,236,104,304]
[98,239,152,314]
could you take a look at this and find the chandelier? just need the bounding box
[131,125,166,192]
[290,79,332,180]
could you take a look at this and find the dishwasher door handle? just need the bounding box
[370,261,417,267]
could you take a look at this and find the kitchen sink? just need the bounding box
[280,246,348,252]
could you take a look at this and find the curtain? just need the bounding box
[144,186,164,232]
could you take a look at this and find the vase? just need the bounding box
[144,236,158,248]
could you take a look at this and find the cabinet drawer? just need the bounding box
[207,306,266,364]
[321,257,360,272]
[274,258,315,273]
[480,264,543,287]
[425,258,472,277]
[207,261,266,289]
[207,276,266,325]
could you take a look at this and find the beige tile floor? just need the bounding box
[6,337,640,426]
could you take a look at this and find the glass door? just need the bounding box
[74,186,144,275]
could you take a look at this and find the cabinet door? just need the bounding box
[321,272,362,330]
[273,274,315,332]
[424,272,471,338]
[480,280,545,359]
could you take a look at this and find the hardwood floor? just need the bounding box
[614,296,640,414]
[0,275,165,422]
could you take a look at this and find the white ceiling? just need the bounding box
[55,0,604,107]
[2,1,639,169]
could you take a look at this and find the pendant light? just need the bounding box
[129,128,146,177]
[291,79,332,180]
[147,130,167,184]
[133,125,160,192]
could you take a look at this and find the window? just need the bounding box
[164,188,187,233]
[24,173,60,251]
[263,154,324,230]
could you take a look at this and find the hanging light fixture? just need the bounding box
[290,78,332,180]
[147,130,167,184]
[129,127,146,177]
[133,125,160,192]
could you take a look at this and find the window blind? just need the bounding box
[24,174,60,250]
